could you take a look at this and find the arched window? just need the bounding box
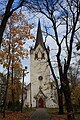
[41,53,45,59]
[35,53,38,60]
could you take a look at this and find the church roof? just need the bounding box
[34,20,45,49]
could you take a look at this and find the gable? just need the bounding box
[34,87,47,100]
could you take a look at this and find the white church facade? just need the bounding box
[24,20,58,108]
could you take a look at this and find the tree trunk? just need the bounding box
[11,44,15,111]
[0,0,14,45]
[46,48,64,114]
[57,88,64,114]
[63,77,75,120]
[12,65,15,110]
[3,45,11,117]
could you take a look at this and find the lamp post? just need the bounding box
[21,66,28,112]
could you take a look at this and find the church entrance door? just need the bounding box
[38,97,44,108]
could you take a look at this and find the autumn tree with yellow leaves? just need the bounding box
[0,10,34,111]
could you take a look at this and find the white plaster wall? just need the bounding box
[30,45,58,108]
[30,45,51,107]
[24,89,30,107]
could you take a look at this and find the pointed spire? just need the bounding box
[35,20,44,49]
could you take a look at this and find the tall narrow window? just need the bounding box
[41,53,45,59]
[35,53,38,60]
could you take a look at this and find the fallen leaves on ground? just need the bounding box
[51,114,67,120]
[0,109,34,120]
[51,114,80,120]
[47,108,80,120]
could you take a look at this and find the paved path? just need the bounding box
[29,108,50,120]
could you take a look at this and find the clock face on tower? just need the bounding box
[38,76,43,81]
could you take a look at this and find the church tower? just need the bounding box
[24,20,58,108]
[30,20,52,108]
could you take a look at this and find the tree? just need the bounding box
[0,72,7,103]
[27,0,80,119]
[76,42,80,51]
[0,0,29,45]
[0,11,34,112]
[68,64,80,109]
[75,31,80,51]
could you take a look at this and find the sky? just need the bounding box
[0,12,80,85]
[23,10,80,85]
[0,4,80,85]
[22,35,59,85]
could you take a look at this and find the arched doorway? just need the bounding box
[38,97,44,108]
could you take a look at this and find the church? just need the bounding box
[24,20,58,108]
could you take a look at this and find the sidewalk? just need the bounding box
[28,108,50,120]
